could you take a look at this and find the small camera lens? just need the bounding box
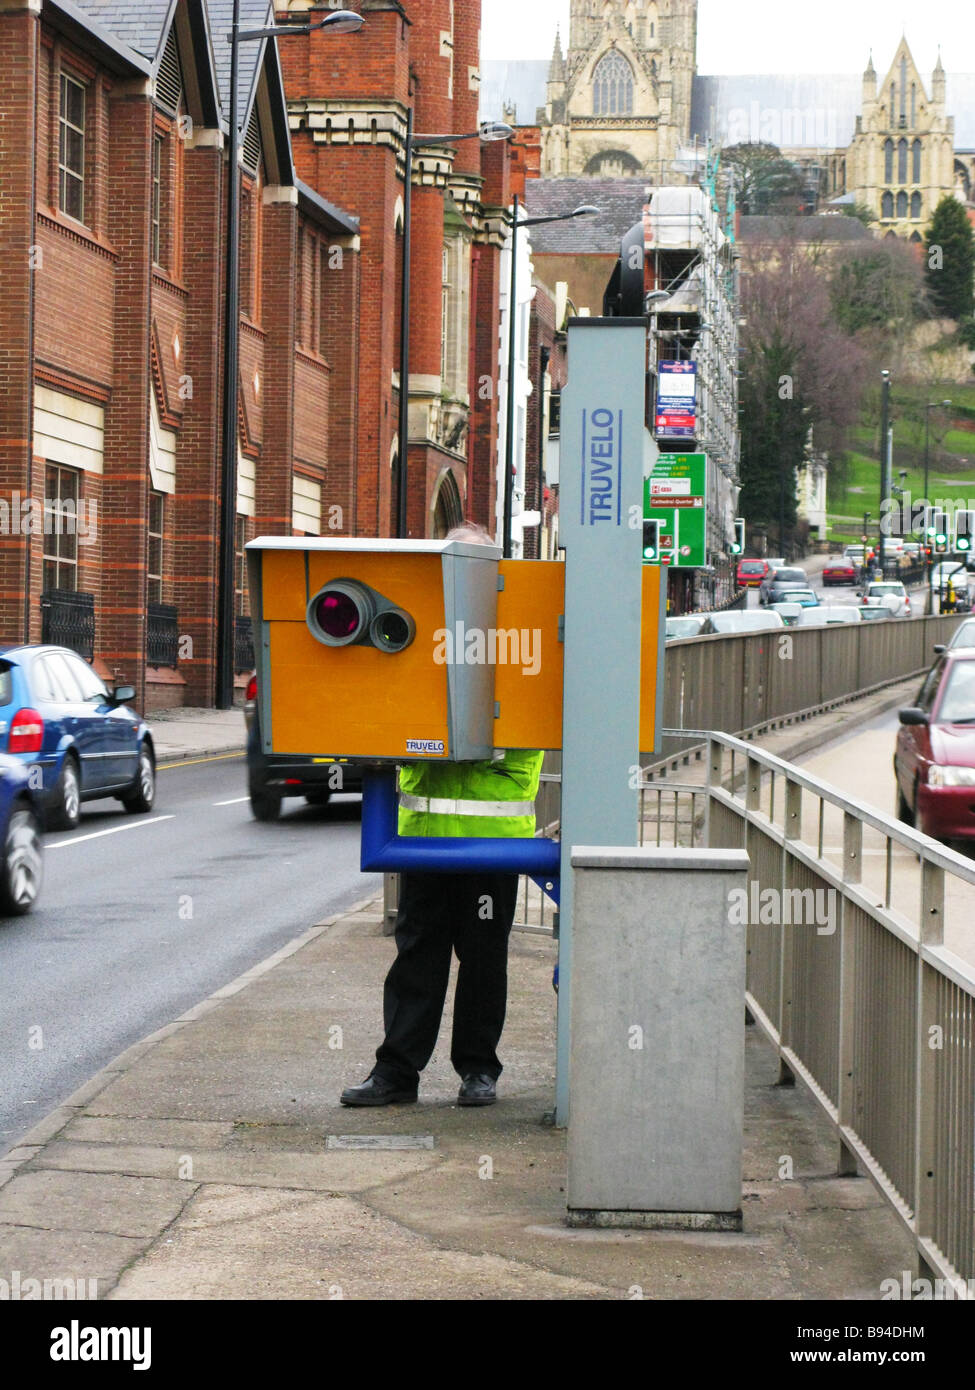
[370,609,415,652]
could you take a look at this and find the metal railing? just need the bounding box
[661,611,967,753]
[39,588,95,661]
[639,732,975,1292]
[147,603,179,668]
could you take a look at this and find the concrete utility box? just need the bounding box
[567,846,750,1229]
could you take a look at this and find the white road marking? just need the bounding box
[47,815,175,849]
[214,796,250,806]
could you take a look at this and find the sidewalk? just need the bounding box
[147,706,246,762]
[1,689,921,1300]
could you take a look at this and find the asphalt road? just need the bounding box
[0,753,375,1156]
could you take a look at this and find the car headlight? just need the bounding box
[927,765,975,788]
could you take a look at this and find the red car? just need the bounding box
[822,560,856,586]
[737,559,769,588]
[895,650,975,843]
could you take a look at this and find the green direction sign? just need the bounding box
[644,453,707,568]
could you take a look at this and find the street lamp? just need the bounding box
[396,119,513,541]
[923,398,952,514]
[922,399,951,609]
[502,200,600,557]
[216,7,364,709]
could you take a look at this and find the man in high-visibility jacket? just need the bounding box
[341,526,544,1109]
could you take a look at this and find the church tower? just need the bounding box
[539,0,698,178]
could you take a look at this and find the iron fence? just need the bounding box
[147,603,179,669]
[234,614,255,673]
[39,589,95,661]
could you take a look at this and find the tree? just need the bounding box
[738,238,870,544]
[722,142,805,215]
[829,239,927,344]
[924,196,975,323]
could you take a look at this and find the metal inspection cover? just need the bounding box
[325,1134,435,1150]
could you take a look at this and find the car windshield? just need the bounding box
[739,562,764,574]
[937,660,975,724]
[949,620,975,649]
[667,618,704,638]
[772,568,806,583]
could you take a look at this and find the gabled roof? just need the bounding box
[207,0,273,133]
[525,177,649,254]
[66,0,177,64]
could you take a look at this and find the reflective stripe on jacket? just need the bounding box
[397,750,544,839]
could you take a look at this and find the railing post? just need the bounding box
[914,855,944,1277]
[777,776,802,1081]
[835,810,864,1173]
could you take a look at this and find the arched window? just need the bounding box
[910,231,922,244]
[897,137,908,182]
[881,191,894,219]
[884,138,894,181]
[896,190,908,218]
[911,83,916,127]
[911,192,921,219]
[912,139,922,183]
[593,50,634,116]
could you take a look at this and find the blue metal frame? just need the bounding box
[360,768,560,902]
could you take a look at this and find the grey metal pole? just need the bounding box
[502,192,519,557]
[216,0,241,709]
[878,370,889,576]
[396,107,413,539]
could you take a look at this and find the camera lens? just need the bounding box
[307,581,375,646]
[370,608,415,653]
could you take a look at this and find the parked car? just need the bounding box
[0,646,154,830]
[895,650,975,842]
[859,603,893,622]
[861,581,911,617]
[665,616,709,640]
[769,602,803,627]
[0,754,43,915]
[797,605,862,626]
[705,610,785,634]
[822,559,857,586]
[244,672,363,821]
[736,559,769,588]
[759,566,808,605]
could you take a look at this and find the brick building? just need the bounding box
[0,0,522,710]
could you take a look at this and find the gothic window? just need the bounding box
[898,137,907,182]
[896,190,908,218]
[884,138,894,181]
[911,83,916,127]
[593,50,634,116]
[912,139,922,183]
[911,192,921,219]
[890,82,895,115]
[899,56,907,125]
[881,191,894,218]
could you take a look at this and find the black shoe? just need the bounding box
[458,1073,497,1107]
[340,1074,418,1107]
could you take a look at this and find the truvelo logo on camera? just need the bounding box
[405,739,446,755]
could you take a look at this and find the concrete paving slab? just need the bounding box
[0,1169,190,1239]
[0,1224,143,1294]
[106,1185,614,1301]
[63,1117,237,1149]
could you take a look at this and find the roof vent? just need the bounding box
[156,26,183,116]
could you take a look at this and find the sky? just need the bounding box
[480,0,972,74]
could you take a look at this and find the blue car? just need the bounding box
[0,753,43,914]
[0,645,155,830]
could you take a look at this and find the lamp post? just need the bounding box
[215,7,363,709]
[502,200,600,557]
[395,119,513,541]
[877,370,890,577]
[923,399,951,612]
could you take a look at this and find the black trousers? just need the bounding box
[374,870,518,1087]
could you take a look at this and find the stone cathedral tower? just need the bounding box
[539,0,698,177]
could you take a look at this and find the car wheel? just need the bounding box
[49,755,81,831]
[250,786,282,822]
[0,803,43,915]
[122,744,155,814]
[304,790,332,806]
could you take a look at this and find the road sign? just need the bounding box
[644,452,708,568]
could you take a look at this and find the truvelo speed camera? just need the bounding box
[307,579,416,654]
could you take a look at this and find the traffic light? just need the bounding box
[932,510,948,554]
[955,509,974,553]
[730,517,745,555]
[642,519,660,563]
